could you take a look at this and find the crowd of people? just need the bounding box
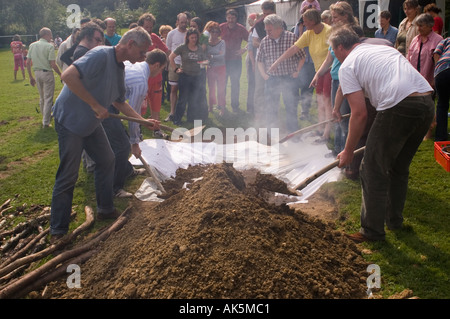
[12,0,450,243]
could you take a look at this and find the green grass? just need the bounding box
[0,48,449,298]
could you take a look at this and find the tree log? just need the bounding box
[0,228,49,269]
[0,208,93,278]
[0,213,50,240]
[0,205,131,299]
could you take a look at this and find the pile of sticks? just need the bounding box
[0,198,132,299]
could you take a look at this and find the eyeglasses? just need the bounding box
[95,37,103,43]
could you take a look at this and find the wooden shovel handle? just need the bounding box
[138,155,166,194]
[108,113,174,132]
[293,146,365,190]
[279,114,350,144]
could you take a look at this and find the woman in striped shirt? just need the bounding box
[433,37,450,141]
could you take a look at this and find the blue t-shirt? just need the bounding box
[329,46,340,81]
[105,33,122,46]
[374,25,398,46]
[53,46,126,137]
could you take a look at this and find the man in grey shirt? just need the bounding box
[50,27,159,241]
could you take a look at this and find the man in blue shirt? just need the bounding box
[50,27,159,240]
[104,17,122,46]
[375,11,398,45]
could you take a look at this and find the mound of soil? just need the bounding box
[43,163,369,299]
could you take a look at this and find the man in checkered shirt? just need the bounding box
[256,14,306,133]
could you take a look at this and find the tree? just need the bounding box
[0,0,67,37]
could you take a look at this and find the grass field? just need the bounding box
[0,47,449,299]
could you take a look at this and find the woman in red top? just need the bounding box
[10,34,25,80]
[424,3,443,36]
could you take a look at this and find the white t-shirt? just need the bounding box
[166,28,187,65]
[339,43,432,111]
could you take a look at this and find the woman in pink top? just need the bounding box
[407,14,443,86]
[10,34,25,80]
[407,13,443,139]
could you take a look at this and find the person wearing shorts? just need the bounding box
[11,35,25,80]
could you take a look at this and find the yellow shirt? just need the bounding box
[294,23,331,71]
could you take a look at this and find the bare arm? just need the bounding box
[257,61,268,81]
[337,90,367,168]
[332,85,345,119]
[268,45,300,74]
[50,60,61,77]
[433,53,440,65]
[26,59,35,86]
[169,52,180,73]
[310,51,333,88]
[292,56,305,78]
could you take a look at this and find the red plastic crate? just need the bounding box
[434,141,450,172]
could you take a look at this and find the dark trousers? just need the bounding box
[264,75,299,133]
[161,69,171,103]
[246,55,255,114]
[174,71,207,123]
[102,106,134,193]
[51,121,115,235]
[435,68,450,141]
[360,95,434,240]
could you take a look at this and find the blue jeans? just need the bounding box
[225,59,242,111]
[297,60,315,116]
[102,106,134,193]
[360,95,434,240]
[264,75,299,133]
[331,79,350,153]
[50,121,115,235]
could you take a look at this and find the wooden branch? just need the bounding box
[0,265,28,288]
[0,208,93,279]
[0,199,11,212]
[0,226,35,253]
[0,206,13,217]
[0,205,131,299]
[0,228,49,269]
[16,250,96,299]
[0,213,50,240]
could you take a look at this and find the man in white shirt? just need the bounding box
[330,26,434,243]
[164,13,188,122]
[102,49,167,198]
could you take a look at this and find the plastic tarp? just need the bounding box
[129,131,343,205]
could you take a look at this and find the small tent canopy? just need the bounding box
[244,0,302,30]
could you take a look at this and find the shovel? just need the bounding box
[278,114,350,144]
[138,154,166,195]
[293,146,365,191]
[108,113,205,138]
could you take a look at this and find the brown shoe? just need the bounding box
[97,209,122,221]
[50,233,65,244]
[345,232,374,243]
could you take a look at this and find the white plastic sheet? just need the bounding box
[129,132,343,204]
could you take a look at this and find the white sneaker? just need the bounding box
[115,189,133,198]
[131,168,147,176]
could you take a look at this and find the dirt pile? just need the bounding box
[43,163,369,299]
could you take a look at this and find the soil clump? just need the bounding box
[43,163,368,299]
